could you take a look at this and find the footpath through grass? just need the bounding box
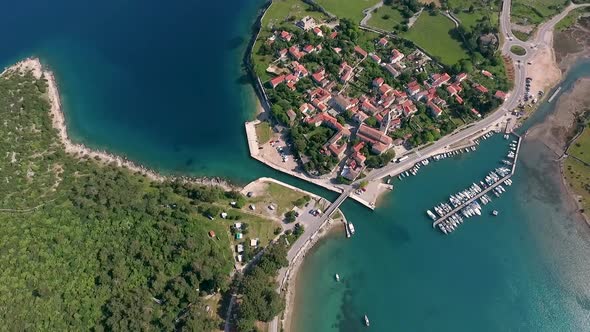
[315,0,380,23]
[402,12,468,65]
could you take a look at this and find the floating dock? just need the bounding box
[432,135,521,227]
[548,86,562,103]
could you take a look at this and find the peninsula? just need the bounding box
[0,58,348,331]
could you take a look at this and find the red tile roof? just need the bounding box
[428,101,442,117]
[353,151,366,164]
[432,73,451,88]
[402,100,417,117]
[379,84,393,95]
[407,81,421,95]
[391,49,404,62]
[353,141,365,152]
[269,75,286,88]
[473,83,489,93]
[373,77,384,87]
[354,45,368,58]
[280,30,292,41]
[289,45,304,60]
[357,124,392,154]
[494,90,507,100]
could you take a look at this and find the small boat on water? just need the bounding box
[426,210,437,221]
[364,314,370,327]
[335,274,340,282]
[492,210,499,216]
[348,222,356,236]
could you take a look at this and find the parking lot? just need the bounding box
[257,131,299,172]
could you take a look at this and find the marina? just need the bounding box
[429,135,522,234]
[396,131,497,181]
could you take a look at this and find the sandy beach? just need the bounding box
[3,57,236,191]
[282,220,344,332]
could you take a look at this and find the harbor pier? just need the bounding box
[432,135,522,227]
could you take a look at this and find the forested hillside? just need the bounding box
[0,67,245,330]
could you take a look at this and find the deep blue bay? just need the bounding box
[3,0,590,331]
[0,0,275,181]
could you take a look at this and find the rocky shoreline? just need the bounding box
[3,58,237,192]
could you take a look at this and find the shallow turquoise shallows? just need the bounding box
[293,61,590,332]
[3,0,590,331]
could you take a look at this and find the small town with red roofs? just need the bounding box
[252,15,508,183]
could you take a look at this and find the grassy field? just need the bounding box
[402,13,468,65]
[315,0,380,23]
[563,157,590,214]
[563,127,590,215]
[262,0,327,28]
[448,0,500,32]
[555,7,590,31]
[512,30,531,41]
[512,0,568,25]
[568,128,590,163]
[510,45,527,55]
[456,10,499,31]
[248,182,310,215]
[255,121,273,144]
[367,5,405,31]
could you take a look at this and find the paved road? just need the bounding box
[360,1,383,26]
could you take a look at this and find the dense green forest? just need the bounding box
[0,67,279,330]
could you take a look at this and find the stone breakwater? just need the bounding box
[4,57,236,191]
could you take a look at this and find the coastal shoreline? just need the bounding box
[4,56,352,332]
[527,75,590,226]
[282,219,343,332]
[5,57,237,191]
[240,177,348,332]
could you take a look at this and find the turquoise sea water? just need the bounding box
[0,0,275,182]
[3,0,590,330]
[294,61,590,332]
